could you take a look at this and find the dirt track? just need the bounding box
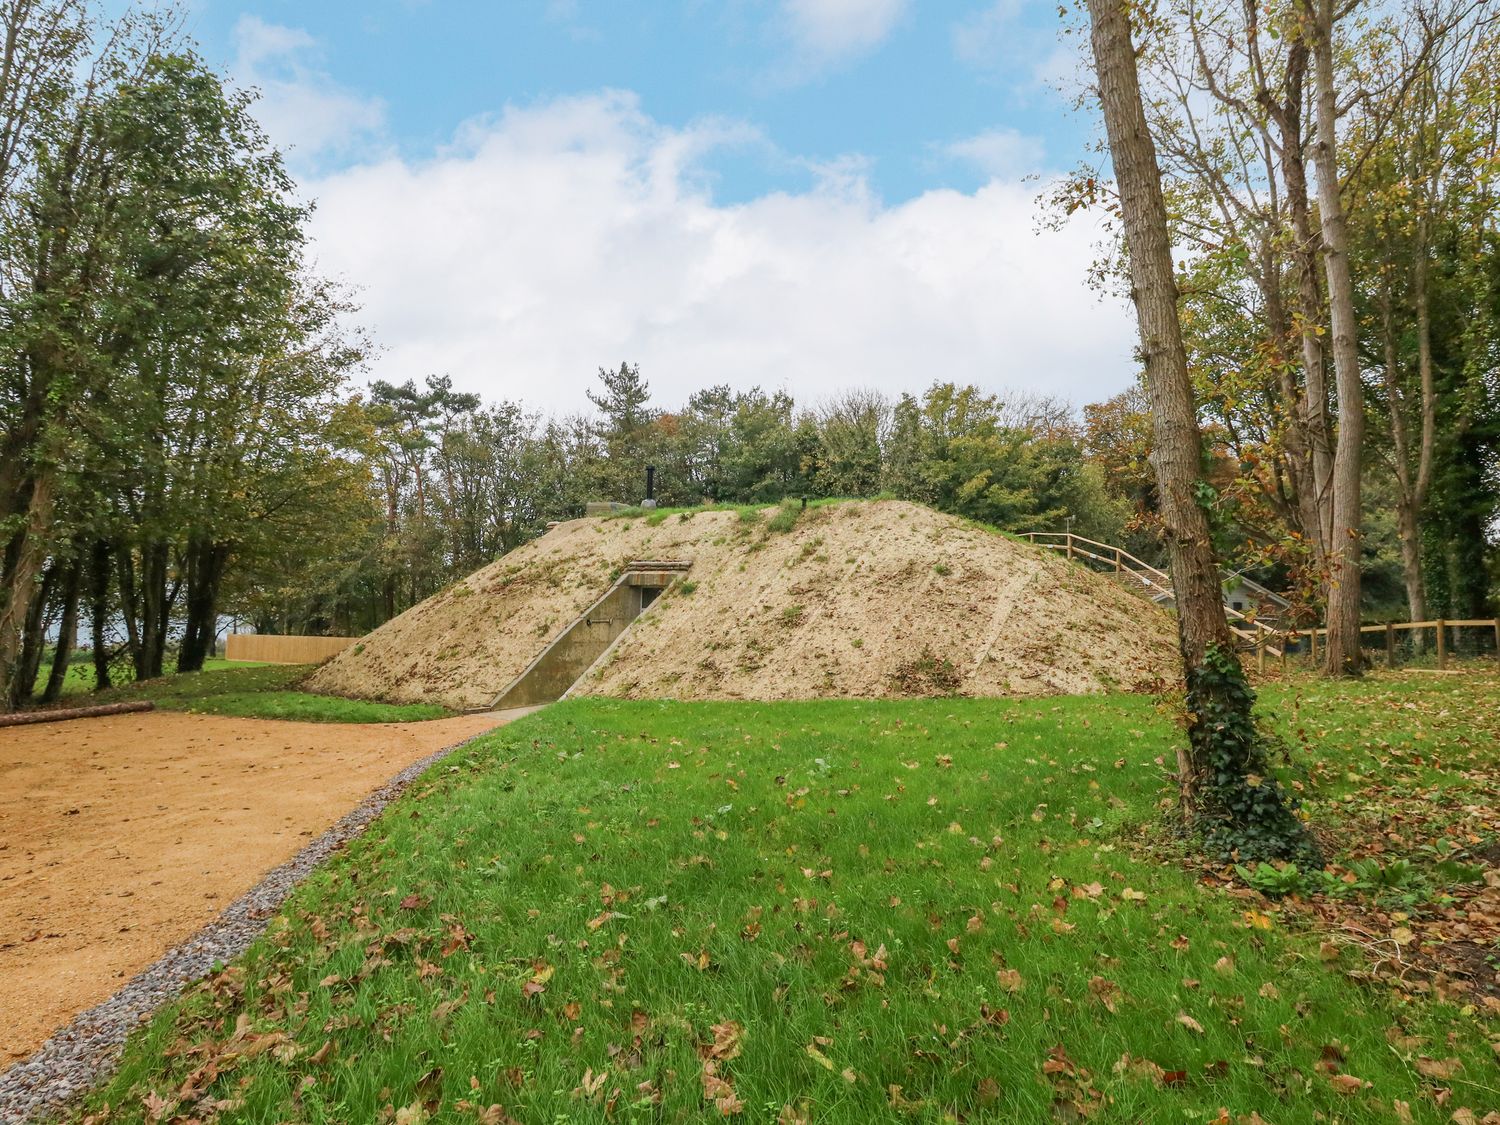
[0,708,524,1068]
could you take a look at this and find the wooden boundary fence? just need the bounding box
[1024,532,1500,673]
[225,634,359,665]
[1271,618,1500,672]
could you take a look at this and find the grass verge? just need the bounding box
[76,674,1498,1123]
[50,661,452,723]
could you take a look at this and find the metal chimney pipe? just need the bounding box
[645,465,656,501]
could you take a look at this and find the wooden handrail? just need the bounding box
[1027,531,1171,584]
[1027,531,1280,639]
[1025,532,1497,666]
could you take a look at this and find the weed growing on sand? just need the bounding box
[934,562,953,576]
[767,502,802,533]
[677,580,699,596]
[890,647,962,695]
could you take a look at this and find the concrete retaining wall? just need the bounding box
[491,572,675,709]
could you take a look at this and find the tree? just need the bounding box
[809,389,889,498]
[1085,0,1312,859]
[587,360,655,501]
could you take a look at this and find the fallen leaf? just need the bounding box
[1088,976,1120,1013]
[708,1021,743,1061]
[1415,1057,1462,1080]
[806,1042,835,1070]
[996,968,1024,992]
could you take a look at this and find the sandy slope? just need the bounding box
[309,501,1178,710]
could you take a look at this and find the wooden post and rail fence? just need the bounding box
[1025,531,1500,674]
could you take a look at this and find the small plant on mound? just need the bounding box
[780,604,805,627]
[890,647,962,696]
[767,501,802,533]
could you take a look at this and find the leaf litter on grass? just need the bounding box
[77,680,1499,1124]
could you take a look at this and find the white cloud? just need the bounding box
[938,127,1045,179]
[233,15,387,168]
[300,91,1135,417]
[951,0,1022,66]
[779,0,909,63]
[951,1,1084,97]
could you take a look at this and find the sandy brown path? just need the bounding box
[0,708,531,1067]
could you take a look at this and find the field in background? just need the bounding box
[82,671,1500,1124]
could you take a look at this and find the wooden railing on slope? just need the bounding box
[1025,533,1500,672]
[1023,531,1286,658]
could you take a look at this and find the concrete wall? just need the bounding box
[491,575,669,709]
[225,634,358,664]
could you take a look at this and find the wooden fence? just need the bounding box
[1269,619,1500,672]
[225,633,359,665]
[1024,531,1288,656]
[1023,532,1500,673]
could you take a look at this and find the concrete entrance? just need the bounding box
[489,562,689,709]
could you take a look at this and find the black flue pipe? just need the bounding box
[645,465,656,501]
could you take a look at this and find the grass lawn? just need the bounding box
[78,672,1498,1123]
[45,660,453,723]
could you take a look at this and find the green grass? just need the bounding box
[606,496,871,525]
[76,673,1499,1123]
[45,660,453,723]
[33,655,261,699]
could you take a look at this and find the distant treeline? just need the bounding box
[2,1,1496,709]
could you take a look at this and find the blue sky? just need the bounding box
[152,1,1132,415]
[182,1,1085,198]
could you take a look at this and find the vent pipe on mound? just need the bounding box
[643,465,657,510]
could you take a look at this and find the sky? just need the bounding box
[164,0,1132,416]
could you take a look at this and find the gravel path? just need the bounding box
[0,728,499,1124]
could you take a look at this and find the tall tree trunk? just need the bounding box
[1406,213,1437,618]
[1274,41,1335,571]
[0,468,54,709]
[178,538,229,673]
[42,558,82,702]
[1379,266,1428,624]
[116,546,141,673]
[11,557,56,707]
[1303,0,1365,675]
[136,539,171,680]
[89,538,113,691]
[1086,0,1311,861]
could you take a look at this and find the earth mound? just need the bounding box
[307,500,1179,710]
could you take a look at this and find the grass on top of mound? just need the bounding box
[77,673,1499,1124]
[62,660,453,723]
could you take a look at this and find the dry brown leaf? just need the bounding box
[1176,1011,1205,1035]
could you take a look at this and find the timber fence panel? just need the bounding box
[225,634,359,665]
